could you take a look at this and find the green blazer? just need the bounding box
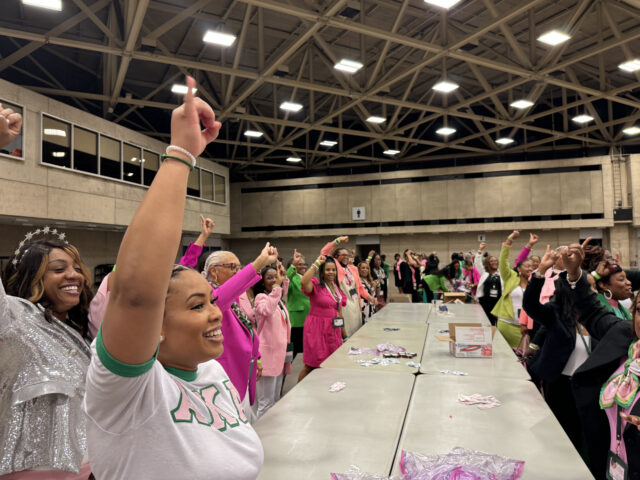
[422,274,449,293]
[490,244,521,321]
[286,264,310,328]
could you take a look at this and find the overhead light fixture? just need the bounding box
[436,127,456,135]
[44,128,67,137]
[537,30,570,46]
[319,140,337,147]
[203,30,237,46]
[171,84,197,95]
[424,0,461,8]
[432,80,459,93]
[623,126,640,136]
[383,149,401,155]
[51,151,66,157]
[280,101,303,112]
[334,59,363,73]
[22,0,62,10]
[244,130,263,138]
[286,156,302,163]
[572,114,594,124]
[619,59,640,73]
[495,137,514,145]
[510,99,534,109]
[366,116,386,124]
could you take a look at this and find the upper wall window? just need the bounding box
[100,135,120,180]
[73,127,98,174]
[188,167,200,198]
[142,150,159,186]
[201,169,214,201]
[0,100,24,159]
[214,174,226,204]
[123,143,142,184]
[42,115,71,168]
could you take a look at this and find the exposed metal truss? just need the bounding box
[1,0,640,180]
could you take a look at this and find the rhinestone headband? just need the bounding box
[12,226,68,266]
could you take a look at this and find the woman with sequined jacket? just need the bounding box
[0,236,94,479]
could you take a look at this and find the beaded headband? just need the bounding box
[12,226,68,266]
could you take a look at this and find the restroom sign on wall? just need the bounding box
[352,207,366,221]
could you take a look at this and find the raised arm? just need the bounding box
[522,246,558,328]
[515,232,538,265]
[474,242,486,275]
[499,231,519,283]
[320,236,348,256]
[302,255,324,294]
[102,76,222,365]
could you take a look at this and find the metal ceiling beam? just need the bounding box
[144,0,213,41]
[70,0,122,46]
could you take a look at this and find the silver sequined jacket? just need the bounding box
[0,278,90,475]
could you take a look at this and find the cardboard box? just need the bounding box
[443,292,466,303]
[436,322,496,358]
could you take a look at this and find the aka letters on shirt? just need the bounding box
[84,331,263,480]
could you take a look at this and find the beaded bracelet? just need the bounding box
[161,153,194,171]
[166,145,197,168]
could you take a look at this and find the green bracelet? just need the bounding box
[161,153,194,171]
[335,237,341,244]
[591,271,601,281]
[314,260,322,267]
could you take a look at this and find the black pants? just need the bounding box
[544,375,585,454]
[479,296,499,325]
[290,326,304,358]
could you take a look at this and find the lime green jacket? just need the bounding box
[286,264,310,328]
[422,274,449,293]
[490,244,521,321]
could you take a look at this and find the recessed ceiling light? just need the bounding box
[203,30,237,46]
[52,151,66,157]
[22,0,62,11]
[495,137,514,145]
[619,59,640,73]
[44,128,67,137]
[171,84,197,95]
[537,30,571,46]
[432,80,459,93]
[280,101,303,112]
[319,140,337,147]
[334,59,363,73]
[510,99,534,109]
[244,130,263,138]
[436,127,456,135]
[572,114,594,124]
[286,157,302,163]
[424,0,461,8]
[366,116,386,124]
[623,126,640,136]
[383,149,401,155]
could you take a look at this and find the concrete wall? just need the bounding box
[0,78,230,235]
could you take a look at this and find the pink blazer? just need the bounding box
[320,242,374,304]
[254,278,291,377]
[519,269,558,329]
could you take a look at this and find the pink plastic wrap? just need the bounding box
[399,448,524,480]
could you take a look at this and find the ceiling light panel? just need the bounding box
[619,59,640,72]
[319,140,337,147]
[510,99,534,109]
[623,126,640,136]
[171,84,197,94]
[424,0,461,8]
[495,138,514,145]
[436,127,456,135]
[572,114,594,124]
[537,30,571,46]
[432,80,459,93]
[203,30,237,46]
[244,130,263,138]
[334,59,363,73]
[286,157,302,163]
[280,102,303,112]
[366,116,386,124]
[22,0,62,10]
[383,149,401,155]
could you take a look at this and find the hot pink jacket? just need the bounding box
[320,242,375,304]
[254,278,291,377]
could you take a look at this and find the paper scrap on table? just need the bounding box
[406,361,421,368]
[329,382,346,393]
[458,393,502,409]
[383,327,400,332]
[440,369,469,376]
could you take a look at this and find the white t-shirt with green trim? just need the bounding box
[84,330,263,480]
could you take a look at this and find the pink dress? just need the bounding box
[303,278,347,368]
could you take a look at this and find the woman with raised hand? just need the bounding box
[298,255,347,382]
[0,110,94,479]
[84,77,269,479]
[253,262,291,419]
[560,240,640,480]
[593,260,634,321]
[491,230,534,348]
[286,249,310,358]
[475,242,503,325]
[369,251,388,304]
[399,249,421,302]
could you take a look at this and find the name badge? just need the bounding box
[332,317,344,328]
[607,451,628,480]
[349,288,357,297]
[284,342,294,363]
[489,289,498,298]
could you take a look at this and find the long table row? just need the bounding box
[253,303,594,480]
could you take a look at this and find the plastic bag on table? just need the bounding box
[330,465,403,480]
[377,343,407,354]
[399,447,524,480]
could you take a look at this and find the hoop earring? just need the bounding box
[604,289,613,300]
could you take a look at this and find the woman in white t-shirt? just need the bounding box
[84,77,274,480]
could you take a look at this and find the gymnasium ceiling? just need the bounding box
[1,0,640,181]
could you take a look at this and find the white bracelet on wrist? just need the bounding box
[166,145,197,168]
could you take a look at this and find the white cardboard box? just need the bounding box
[436,322,496,358]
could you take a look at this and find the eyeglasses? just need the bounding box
[215,263,241,272]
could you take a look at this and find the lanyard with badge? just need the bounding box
[607,410,628,480]
[325,282,344,328]
[343,266,358,299]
